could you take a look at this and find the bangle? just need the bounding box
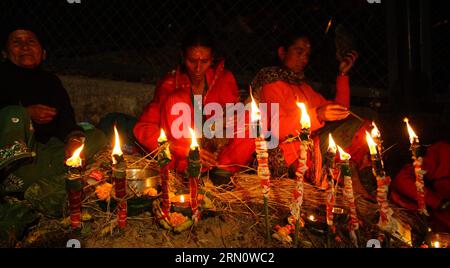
[69,136,85,143]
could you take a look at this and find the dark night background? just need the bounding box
[1,0,449,175]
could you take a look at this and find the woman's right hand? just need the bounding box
[26,104,57,124]
[316,104,350,122]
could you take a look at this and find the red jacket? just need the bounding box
[134,60,251,171]
[260,75,350,141]
[259,76,350,167]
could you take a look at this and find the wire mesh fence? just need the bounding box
[1,0,446,98]
[430,1,450,96]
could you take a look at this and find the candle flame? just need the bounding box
[371,122,381,138]
[403,118,419,144]
[433,241,441,248]
[337,145,351,161]
[180,195,185,203]
[308,215,317,222]
[296,102,311,129]
[328,133,337,154]
[158,129,167,143]
[189,127,199,150]
[250,91,261,123]
[112,125,123,164]
[325,17,333,34]
[66,144,84,167]
[366,131,378,155]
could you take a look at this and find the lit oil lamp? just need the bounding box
[427,232,450,248]
[65,144,85,230]
[112,125,127,229]
[291,102,311,246]
[338,145,360,247]
[157,129,172,220]
[188,127,201,222]
[325,134,337,227]
[251,91,271,240]
[404,118,428,216]
[367,132,394,234]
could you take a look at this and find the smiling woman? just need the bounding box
[0,21,107,243]
[2,29,45,69]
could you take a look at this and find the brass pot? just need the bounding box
[126,168,160,197]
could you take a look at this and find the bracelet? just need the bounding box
[69,136,86,143]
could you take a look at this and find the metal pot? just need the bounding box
[126,168,160,197]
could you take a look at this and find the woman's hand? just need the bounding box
[317,104,350,122]
[199,148,218,170]
[338,50,359,75]
[26,104,57,124]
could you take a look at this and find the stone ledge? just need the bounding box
[59,75,155,125]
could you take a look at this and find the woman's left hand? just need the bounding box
[339,50,359,75]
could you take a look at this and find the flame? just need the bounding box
[337,145,351,161]
[325,17,333,34]
[296,102,311,129]
[403,118,419,144]
[433,241,441,248]
[371,122,381,138]
[308,215,317,222]
[112,125,123,164]
[66,144,84,167]
[189,127,199,150]
[250,91,261,123]
[180,195,185,203]
[366,131,378,155]
[158,129,167,143]
[328,133,337,154]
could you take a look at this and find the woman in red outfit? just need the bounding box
[391,141,450,232]
[134,31,255,177]
[251,31,372,192]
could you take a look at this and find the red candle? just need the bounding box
[404,118,428,216]
[65,144,85,230]
[157,129,172,220]
[188,127,201,223]
[112,126,127,229]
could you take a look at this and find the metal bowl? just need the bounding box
[126,168,161,197]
